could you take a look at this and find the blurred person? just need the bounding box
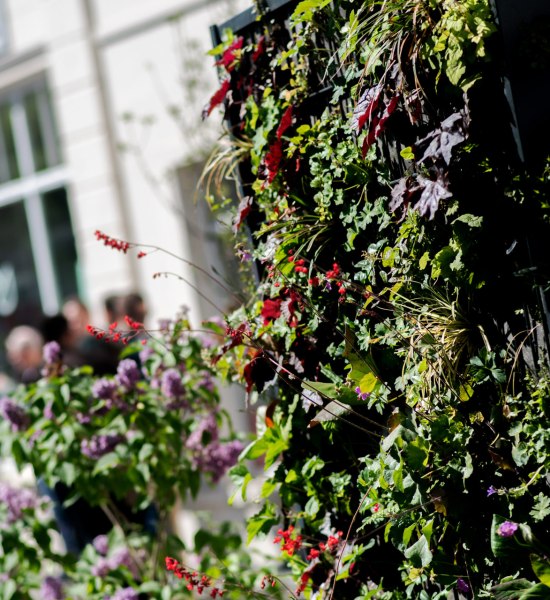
[77,294,125,375]
[4,326,43,383]
[62,296,90,343]
[123,292,147,325]
[40,314,82,368]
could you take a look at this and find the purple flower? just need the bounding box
[76,412,91,424]
[354,386,369,401]
[0,397,30,431]
[194,439,244,482]
[81,433,124,459]
[109,547,139,577]
[0,483,37,523]
[186,414,219,451]
[91,557,111,577]
[487,486,497,497]
[93,534,109,555]
[43,341,62,365]
[139,346,154,364]
[497,521,518,537]
[457,578,470,594]
[110,588,139,600]
[40,576,64,600]
[115,359,140,390]
[44,401,55,420]
[92,379,118,401]
[161,368,184,399]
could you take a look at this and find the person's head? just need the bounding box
[62,297,90,338]
[104,295,124,324]
[124,293,147,324]
[41,314,72,347]
[4,326,43,373]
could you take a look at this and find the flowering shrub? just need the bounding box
[202,0,550,597]
[0,316,263,598]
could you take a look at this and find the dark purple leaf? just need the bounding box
[413,174,452,219]
[352,84,382,133]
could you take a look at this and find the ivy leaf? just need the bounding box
[404,535,432,568]
[531,494,550,522]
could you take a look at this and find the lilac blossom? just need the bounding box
[109,547,139,578]
[91,557,111,578]
[186,414,218,450]
[92,378,118,401]
[40,575,64,600]
[139,345,154,364]
[161,368,185,399]
[115,359,140,390]
[457,578,470,594]
[44,401,55,420]
[0,483,37,523]
[43,341,61,365]
[0,397,29,431]
[497,521,518,537]
[93,534,109,555]
[487,486,497,497]
[109,588,139,600]
[81,433,124,459]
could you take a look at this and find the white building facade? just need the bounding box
[0,0,243,353]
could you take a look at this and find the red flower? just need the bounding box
[215,37,243,71]
[261,298,282,325]
[276,105,294,139]
[264,140,283,183]
[202,79,231,119]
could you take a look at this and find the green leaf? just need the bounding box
[228,464,252,505]
[490,579,532,600]
[92,452,120,475]
[531,494,550,522]
[309,400,351,426]
[293,0,331,17]
[531,554,550,586]
[305,495,320,517]
[400,146,415,160]
[246,504,277,544]
[520,584,550,599]
[404,535,432,568]
[2,579,16,600]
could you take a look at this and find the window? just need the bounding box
[0,80,78,340]
[0,0,8,57]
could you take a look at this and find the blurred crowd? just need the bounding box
[1,292,147,392]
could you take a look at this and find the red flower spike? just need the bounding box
[264,140,283,183]
[165,556,179,571]
[202,79,231,120]
[251,35,265,62]
[276,105,294,140]
[215,37,243,71]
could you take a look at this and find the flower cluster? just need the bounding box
[0,397,29,431]
[81,433,125,459]
[0,483,37,524]
[40,575,64,600]
[165,556,225,597]
[115,359,140,390]
[186,414,243,481]
[95,230,131,253]
[91,546,139,579]
[496,521,518,538]
[273,525,303,557]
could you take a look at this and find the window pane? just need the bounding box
[0,202,43,348]
[24,90,48,171]
[0,102,20,182]
[41,187,79,302]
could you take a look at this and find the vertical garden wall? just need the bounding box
[204,0,550,597]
